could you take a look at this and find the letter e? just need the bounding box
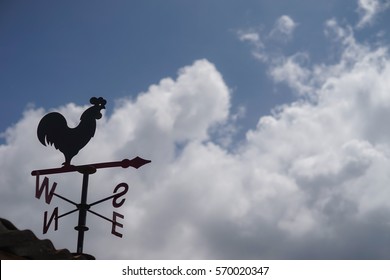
[111,211,124,238]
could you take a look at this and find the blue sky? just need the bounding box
[2,0,375,137]
[2,0,390,259]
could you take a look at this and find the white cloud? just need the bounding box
[237,29,268,62]
[237,30,262,47]
[2,17,390,259]
[237,15,297,63]
[325,18,354,43]
[269,52,313,95]
[248,20,390,237]
[270,15,298,41]
[356,0,390,29]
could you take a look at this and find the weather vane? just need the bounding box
[31,97,151,257]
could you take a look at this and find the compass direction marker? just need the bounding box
[32,158,150,255]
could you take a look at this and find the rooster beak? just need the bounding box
[101,105,106,109]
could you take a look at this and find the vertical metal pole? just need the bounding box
[75,166,96,255]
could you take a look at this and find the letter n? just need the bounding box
[35,176,57,204]
[111,211,124,238]
[43,207,58,234]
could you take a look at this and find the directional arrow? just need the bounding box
[31,156,151,176]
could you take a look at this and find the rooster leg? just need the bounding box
[62,155,72,166]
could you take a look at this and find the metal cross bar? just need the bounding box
[53,193,78,206]
[57,208,79,219]
[89,193,120,207]
[87,209,116,224]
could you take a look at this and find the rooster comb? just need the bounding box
[90,97,107,106]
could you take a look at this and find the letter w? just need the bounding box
[35,176,57,204]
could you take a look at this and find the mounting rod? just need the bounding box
[75,166,96,254]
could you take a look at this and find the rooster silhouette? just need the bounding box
[37,97,106,166]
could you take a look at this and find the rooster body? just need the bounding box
[37,97,106,166]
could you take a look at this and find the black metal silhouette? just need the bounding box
[37,97,106,166]
[33,97,151,256]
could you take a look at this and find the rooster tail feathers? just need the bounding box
[37,112,68,147]
[37,127,47,146]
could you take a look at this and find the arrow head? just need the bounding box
[121,157,151,169]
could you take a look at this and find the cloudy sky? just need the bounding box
[1,0,390,259]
